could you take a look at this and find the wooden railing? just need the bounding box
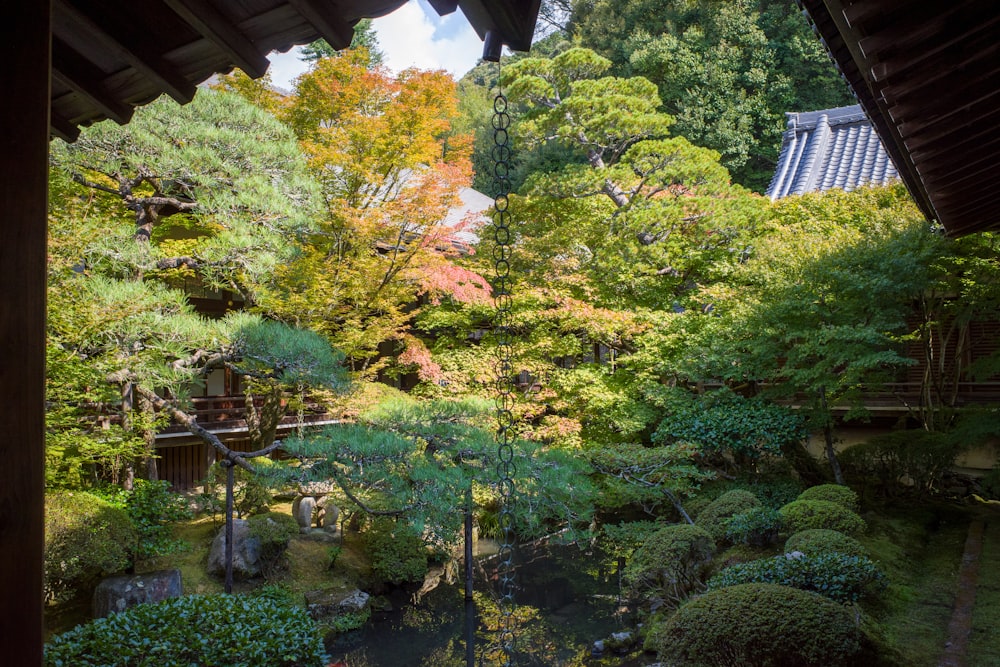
[156,395,337,437]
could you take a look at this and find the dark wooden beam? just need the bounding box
[286,0,355,49]
[162,0,270,79]
[49,110,80,142]
[53,0,196,105]
[0,1,49,664]
[52,38,133,125]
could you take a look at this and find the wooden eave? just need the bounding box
[50,0,540,142]
[798,0,1000,236]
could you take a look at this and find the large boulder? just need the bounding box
[207,519,261,580]
[93,569,182,618]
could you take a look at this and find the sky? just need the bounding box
[266,0,485,91]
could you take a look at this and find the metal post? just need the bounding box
[465,485,474,601]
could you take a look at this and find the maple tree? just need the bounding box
[257,49,489,379]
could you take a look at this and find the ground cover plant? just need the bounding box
[43,593,327,667]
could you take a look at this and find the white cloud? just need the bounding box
[374,1,483,78]
[265,1,483,90]
[266,46,308,92]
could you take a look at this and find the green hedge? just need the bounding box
[779,499,866,535]
[797,484,859,512]
[648,583,862,666]
[785,528,868,559]
[708,552,887,604]
[44,594,327,667]
[45,491,137,601]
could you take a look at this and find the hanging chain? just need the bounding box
[492,71,517,666]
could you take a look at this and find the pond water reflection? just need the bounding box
[326,540,657,666]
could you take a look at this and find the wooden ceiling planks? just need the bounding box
[49,0,540,142]
[799,0,1000,236]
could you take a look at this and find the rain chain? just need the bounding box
[491,73,517,666]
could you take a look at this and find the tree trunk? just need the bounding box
[246,384,284,452]
[819,387,845,485]
[224,460,235,594]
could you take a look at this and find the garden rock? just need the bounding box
[293,496,317,533]
[304,588,371,620]
[93,569,182,618]
[207,519,261,579]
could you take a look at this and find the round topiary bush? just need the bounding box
[248,511,300,576]
[779,499,866,536]
[44,490,137,601]
[696,490,761,541]
[647,583,862,666]
[797,484,860,512]
[708,552,887,604]
[624,523,715,608]
[43,593,328,666]
[785,528,868,558]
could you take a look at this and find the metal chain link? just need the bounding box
[491,72,517,667]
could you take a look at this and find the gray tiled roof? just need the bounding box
[766,104,899,200]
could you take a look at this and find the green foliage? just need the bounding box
[204,459,274,519]
[247,512,300,577]
[780,499,866,536]
[647,583,862,666]
[724,507,783,547]
[653,388,806,459]
[121,480,192,559]
[696,489,761,541]
[44,491,137,601]
[227,314,348,389]
[838,430,963,495]
[43,593,328,667]
[325,608,371,634]
[51,90,319,297]
[785,529,868,559]
[798,483,860,512]
[572,0,854,190]
[709,552,888,604]
[326,546,342,570]
[624,523,715,608]
[588,442,713,516]
[670,186,934,435]
[600,520,667,561]
[363,518,428,586]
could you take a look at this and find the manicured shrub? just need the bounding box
[44,491,137,601]
[780,499,866,535]
[696,489,761,541]
[798,483,860,512]
[708,552,887,604]
[725,507,783,547]
[43,593,328,666]
[248,512,300,576]
[647,583,862,666]
[785,528,868,559]
[624,523,715,608]
[363,518,428,585]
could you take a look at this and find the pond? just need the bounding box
[326,539,659,666]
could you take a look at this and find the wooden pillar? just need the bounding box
[0,1,50,664]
